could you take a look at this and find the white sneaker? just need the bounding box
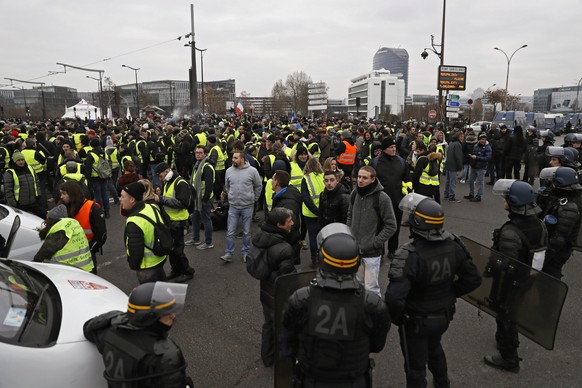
[459,179,466,184]
[197,243,214,250]
[185,239,202,246]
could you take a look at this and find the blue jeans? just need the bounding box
[444,170,458,199]
[91,179,110,214]
[356,255,382,297]
[192,200,213,244]
[469,168,486,197]
[225,206,253,255]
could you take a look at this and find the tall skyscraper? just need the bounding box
[373,47,409,96]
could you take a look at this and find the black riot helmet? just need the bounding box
[539,130,555,141]
[400,193,444,231]
[539,166,582,191]
[127,282,187,327]
[493,179,541,215]
[563,133,577,146]
[317,223,360,275]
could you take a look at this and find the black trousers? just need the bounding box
[261,303,275,367]
[169,225,193,274]
[399,314,451,388]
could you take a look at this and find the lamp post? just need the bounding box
[420,0,447,121]
[86,76,101,114]
[494,44,528,111]
[57,63,104,119]
[122,65,140,118]
[195,48,207,114]
[482,83,496,121]
[5,78,46,120]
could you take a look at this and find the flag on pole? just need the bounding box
[236,100,244,116]
[291,111,296,122]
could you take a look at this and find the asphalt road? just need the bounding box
[97,177,582,388]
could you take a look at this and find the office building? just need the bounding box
[373,47,409,96]
[348,69,405,119]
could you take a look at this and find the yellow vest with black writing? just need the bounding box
[126,204,167,269]
[47,218,94,272]
[302,172,325,218]
[163,177,190,221]
[6,166,39,201]
[210,144,226,171]
[418,155,440,186]
[21,149,45,174]
[265,179,274,212]
[289,161,304,190]
[191,161,215,201]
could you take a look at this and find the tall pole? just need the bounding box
[438,0,446,119]
[5,78,47,120]
[122,65,140,118]
[196,48,207,114]
[56,62,105,118]
[190,4,198,115]
[494,45,527,111]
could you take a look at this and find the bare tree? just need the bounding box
[271,79,291,115]
[485,89,521,114]
[285,71,311,115]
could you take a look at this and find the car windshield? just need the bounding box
[0,260,61,347]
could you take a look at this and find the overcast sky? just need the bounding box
[2,0,581,101]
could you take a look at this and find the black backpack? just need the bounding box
[134,205,173,256]
[246,245,271,280]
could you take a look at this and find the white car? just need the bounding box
[466,121,491,133]
[0,204,44,260]
[0,259,128,387]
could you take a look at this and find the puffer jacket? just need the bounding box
[3,163,40,206]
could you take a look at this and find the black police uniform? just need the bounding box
[538,187,582,278]
[281,225,390,388]
[84,311,190,388]
[385,233,481,387]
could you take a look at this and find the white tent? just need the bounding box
[62,99,102,119]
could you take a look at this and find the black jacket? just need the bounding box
[319,183,350,227]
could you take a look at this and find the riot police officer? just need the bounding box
[537,166,582,279]
[281,223,390,388]
[84,282,192,388]
[385,193,482,388]
[484,180,547,372]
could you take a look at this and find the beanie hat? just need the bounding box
[123,182,145,201]
[47,204,68,220]
[416,140,427,150]
[12,151,25,162]
[296,145,308,155]
[207,135,217,144]
[341,130,351,138]
[154,162,171,175]
[90,138,101,148]
[381,137,396,150]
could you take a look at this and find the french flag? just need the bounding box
[236,100,244,116]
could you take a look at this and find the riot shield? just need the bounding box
[274,271,316,388]
[460,236,568,350]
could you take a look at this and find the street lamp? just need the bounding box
[195,48,207,114]
[5,78,46,120]
[122,65,140,118]
[482,83,496,121]
[420,0,447,121]
[494,44,528,111]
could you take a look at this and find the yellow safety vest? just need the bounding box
[88,151,106,178]
[163,177,190,221]
[265,179,274,212]
[289,161,304,190]
[264,154,276,182]
[121,155,133,171]
[418,156,441,186]
[59,162,82,176]
[21,149,45,174]
[47,218,93,272]
[195,133,207,147]
[302,172,325,218]
[191,161,215,201]
[63,172,87,184]
[6,166,39,201]
[210,145,226,171]
[126,204,167,269]
[107,148,120,169]
[72,133,84,151]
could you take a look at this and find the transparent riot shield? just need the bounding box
[274,271,316,388]
[460,236,568,350]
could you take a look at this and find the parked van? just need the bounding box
[525,112,545,128]
[563,113,582,133]
[492,111,527,131]
[545,113,565,135]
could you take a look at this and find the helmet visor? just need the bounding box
[151,282,188,316]
[539,167,559,181]
[545,146,565,158]
[539,130,552,138]
[492,179,516,196]
[399,193,429,212]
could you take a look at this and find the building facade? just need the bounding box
[373,47,409,97]
[348,70,405,119]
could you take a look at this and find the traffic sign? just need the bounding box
[446,101,460,107]
[447,94,460,101]
[428,110,437,119]
[446,112,459,118]
[438,65,467,91]
[446,106,460,112]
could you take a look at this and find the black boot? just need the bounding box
[310,256,317,269]
[483,351,520,373]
